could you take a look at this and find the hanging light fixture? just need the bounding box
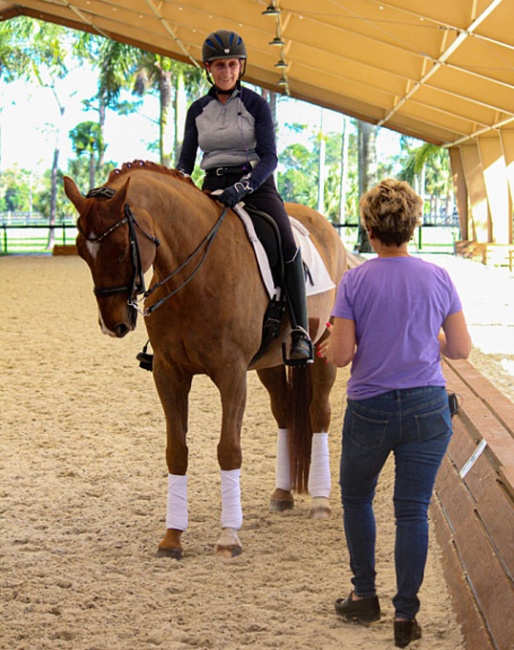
[277,72,289,88]
[262,2,280,16]
[269,30,285,46]
[274,58,287,69]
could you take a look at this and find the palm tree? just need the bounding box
[133,55,207,166]
[355,120,378,252]
[69,121,105,190]
[399,140,452,218]
[0,16,68,248]
[73,34,142,169]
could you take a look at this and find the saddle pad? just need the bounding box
[233,204,336,300]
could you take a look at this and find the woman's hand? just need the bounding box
[317,318,356,368]
[316,323,332,363]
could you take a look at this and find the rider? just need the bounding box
[177,29,313,365]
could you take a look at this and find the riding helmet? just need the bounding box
[202,30,247,62]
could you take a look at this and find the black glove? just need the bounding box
[217,177,254,208]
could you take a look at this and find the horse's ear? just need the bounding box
[63,176,87,214]
[109,178,130,214]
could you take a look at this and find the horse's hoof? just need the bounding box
[309,497,331,520]
[309,506,331,520]
[216,544,243,558]
[269,499,295,512]
[156,546,183,559]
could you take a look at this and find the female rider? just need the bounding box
[177,29,313,364]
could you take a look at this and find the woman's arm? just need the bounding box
[317,318,356,367]
[439,310,472,359]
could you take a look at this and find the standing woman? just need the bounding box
[177,29,313,364]
[319,179,471,647]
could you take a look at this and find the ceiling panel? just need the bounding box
[2,0,514,146]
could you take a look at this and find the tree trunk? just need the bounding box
[356,121,378,253]
[337,116,349,226]
[317,109,326,215]
[173,68,186,166]
[46,146,59,250]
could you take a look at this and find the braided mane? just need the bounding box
[107,160,196,187]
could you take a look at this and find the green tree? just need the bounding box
[0,17,71,247]
[133,55,207,166]
[72,33,142,169]
[355,120,378,252]
[399,139,452,218]
[69,121,105,190]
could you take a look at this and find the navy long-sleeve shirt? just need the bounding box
[177,84,278,192]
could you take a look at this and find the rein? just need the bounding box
[140,207,229,316]
[81,185,229,317]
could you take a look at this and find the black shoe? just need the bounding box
[290,331,314,362]
[394,619,422,647]
[335,591,381,624]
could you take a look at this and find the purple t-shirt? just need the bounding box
[332,256,463,399]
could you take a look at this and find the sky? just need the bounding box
[0,63,405,175]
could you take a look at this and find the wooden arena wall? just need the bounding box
[431,358,514,650]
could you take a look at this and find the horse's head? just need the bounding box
[63,175,159,338]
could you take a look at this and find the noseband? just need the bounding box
[79,186,160,306]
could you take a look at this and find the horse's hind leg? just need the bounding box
[308,353,338,519]
[258,355,337,518]
[256,366,296,512]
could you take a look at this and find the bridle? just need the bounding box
[79,186,229,317]
[78,187,160,307]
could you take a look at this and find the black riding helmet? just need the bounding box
[202,30,247,87]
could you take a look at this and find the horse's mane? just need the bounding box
[107,160,197,188]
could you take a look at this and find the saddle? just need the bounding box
[239,206,288,364]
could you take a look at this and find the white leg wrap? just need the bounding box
[275,428,291,491]
[166,474,188,531]
[221,469,243,530]
[308,432,331,498]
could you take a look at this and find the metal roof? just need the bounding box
[2,0,514,147]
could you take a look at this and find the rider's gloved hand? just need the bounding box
[217,177,254,208]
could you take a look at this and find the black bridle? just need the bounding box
[79,186,229,317]
[79,187,160,306]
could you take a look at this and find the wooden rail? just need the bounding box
[431,358,514,650]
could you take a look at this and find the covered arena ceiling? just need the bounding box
[2,0,514,148]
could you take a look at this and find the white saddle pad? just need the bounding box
[233,204,336,300]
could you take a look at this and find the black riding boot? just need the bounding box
[283,250,314,365]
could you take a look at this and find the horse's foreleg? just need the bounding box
[153,363,192,559]
[214,366,247,557]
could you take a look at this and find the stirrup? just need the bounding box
[282,328,314,366]
[137,341,153,371]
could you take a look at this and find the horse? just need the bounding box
[63,160,347,559]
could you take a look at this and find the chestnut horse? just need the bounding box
[64,161,346,559]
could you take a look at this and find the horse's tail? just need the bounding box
[287,365,313,493]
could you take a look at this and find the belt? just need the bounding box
[206,164,252,177]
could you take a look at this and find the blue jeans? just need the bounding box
[339,386,452,620]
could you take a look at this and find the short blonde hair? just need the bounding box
[359,178,423,246]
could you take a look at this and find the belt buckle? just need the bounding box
[215,167,224,176]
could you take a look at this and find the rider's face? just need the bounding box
[206,59,242,91]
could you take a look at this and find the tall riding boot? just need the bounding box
[283,249,314,365]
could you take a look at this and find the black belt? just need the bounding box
[205,165,252,177]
